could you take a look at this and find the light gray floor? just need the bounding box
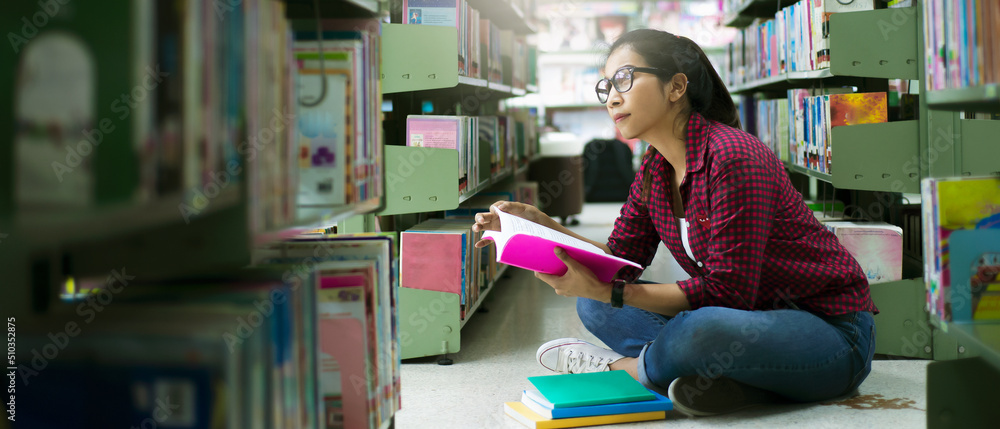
[395,203,929,428]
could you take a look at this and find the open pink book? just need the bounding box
[481,209,641,282]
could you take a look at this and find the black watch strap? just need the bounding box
[611,278,626,308]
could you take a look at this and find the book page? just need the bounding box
[493,208,607,255]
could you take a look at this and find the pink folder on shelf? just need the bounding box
[399,231,464,295]
[482,209,641,283]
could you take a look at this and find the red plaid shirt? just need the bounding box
[608,112,878,316]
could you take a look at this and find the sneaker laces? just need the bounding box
[561,349,612,373]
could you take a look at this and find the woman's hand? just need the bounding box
[472,201,550,248]
[535,247,609,302]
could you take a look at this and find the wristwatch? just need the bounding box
[611,278,626,308]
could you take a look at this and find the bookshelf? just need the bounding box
[1,0,397,427]
[722,1,952,363]
[723,0,800,28]
[736,8,1000,420]
[918,0,1000,426]
[926,84,1000,112]
[729,7,919,94]
[369,0,540,362]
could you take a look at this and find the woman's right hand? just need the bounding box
[472,201,549,248]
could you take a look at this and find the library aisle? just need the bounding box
[395,203,930,428]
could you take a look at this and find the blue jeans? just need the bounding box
[577,295,876,402]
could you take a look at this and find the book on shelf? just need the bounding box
[403,0,466,75]
[923,0,1000,91]
[825,221,903,285]
[785,90,886,174]
[3,0,386,234]
[481,208,642,283]
[257,234,400,429]
[400,219,481,318]
[949,229,1000,321]
[404,113,534,194]
[724,0,875,85]
[479,115,500,175]
[16,275,319,429]
[520,386,672,419]
[754,96,789,162]
[401,0,533,83]
[517,181,540,207]
[406,115,471,192]
[504,401,666,429]
[293,18,384,209]
[922,176,1000,322]
[292,46,352,208]
[828,92,888,127]
[5,0,267,215]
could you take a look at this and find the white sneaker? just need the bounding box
[536,338,625,374]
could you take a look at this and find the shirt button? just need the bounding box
[697,261,704,268]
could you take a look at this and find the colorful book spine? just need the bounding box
[923,0,999,90]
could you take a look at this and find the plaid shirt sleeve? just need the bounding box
[676,156,779,310]
[606,161,660,281]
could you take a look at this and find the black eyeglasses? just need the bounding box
[595,66,667,104]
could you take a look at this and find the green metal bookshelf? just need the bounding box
[373,8,540,361]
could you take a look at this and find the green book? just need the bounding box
[527,371,655,409]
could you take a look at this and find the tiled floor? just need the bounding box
[395,203,929,428]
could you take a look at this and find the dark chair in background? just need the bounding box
[583,138,635,202]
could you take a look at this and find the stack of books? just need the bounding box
[504,371,672,428]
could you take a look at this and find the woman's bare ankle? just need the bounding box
[610,357,639,380]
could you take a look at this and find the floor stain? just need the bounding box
[821,394,924,411]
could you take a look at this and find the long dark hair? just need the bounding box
[606,29,740,203]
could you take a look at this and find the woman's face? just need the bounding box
[602,46,670,141]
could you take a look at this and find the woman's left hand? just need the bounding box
[535,247,610,302]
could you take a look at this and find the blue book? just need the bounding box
[520,387,672,419]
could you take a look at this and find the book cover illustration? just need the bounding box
[946,228,1000,321]
[827,92,887,127]
[924,176,1000,320]
[294,49,352,207]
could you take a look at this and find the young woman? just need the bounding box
[472,29,877,417]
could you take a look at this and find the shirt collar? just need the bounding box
[684,111,710,174]
[645,111,711,174]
